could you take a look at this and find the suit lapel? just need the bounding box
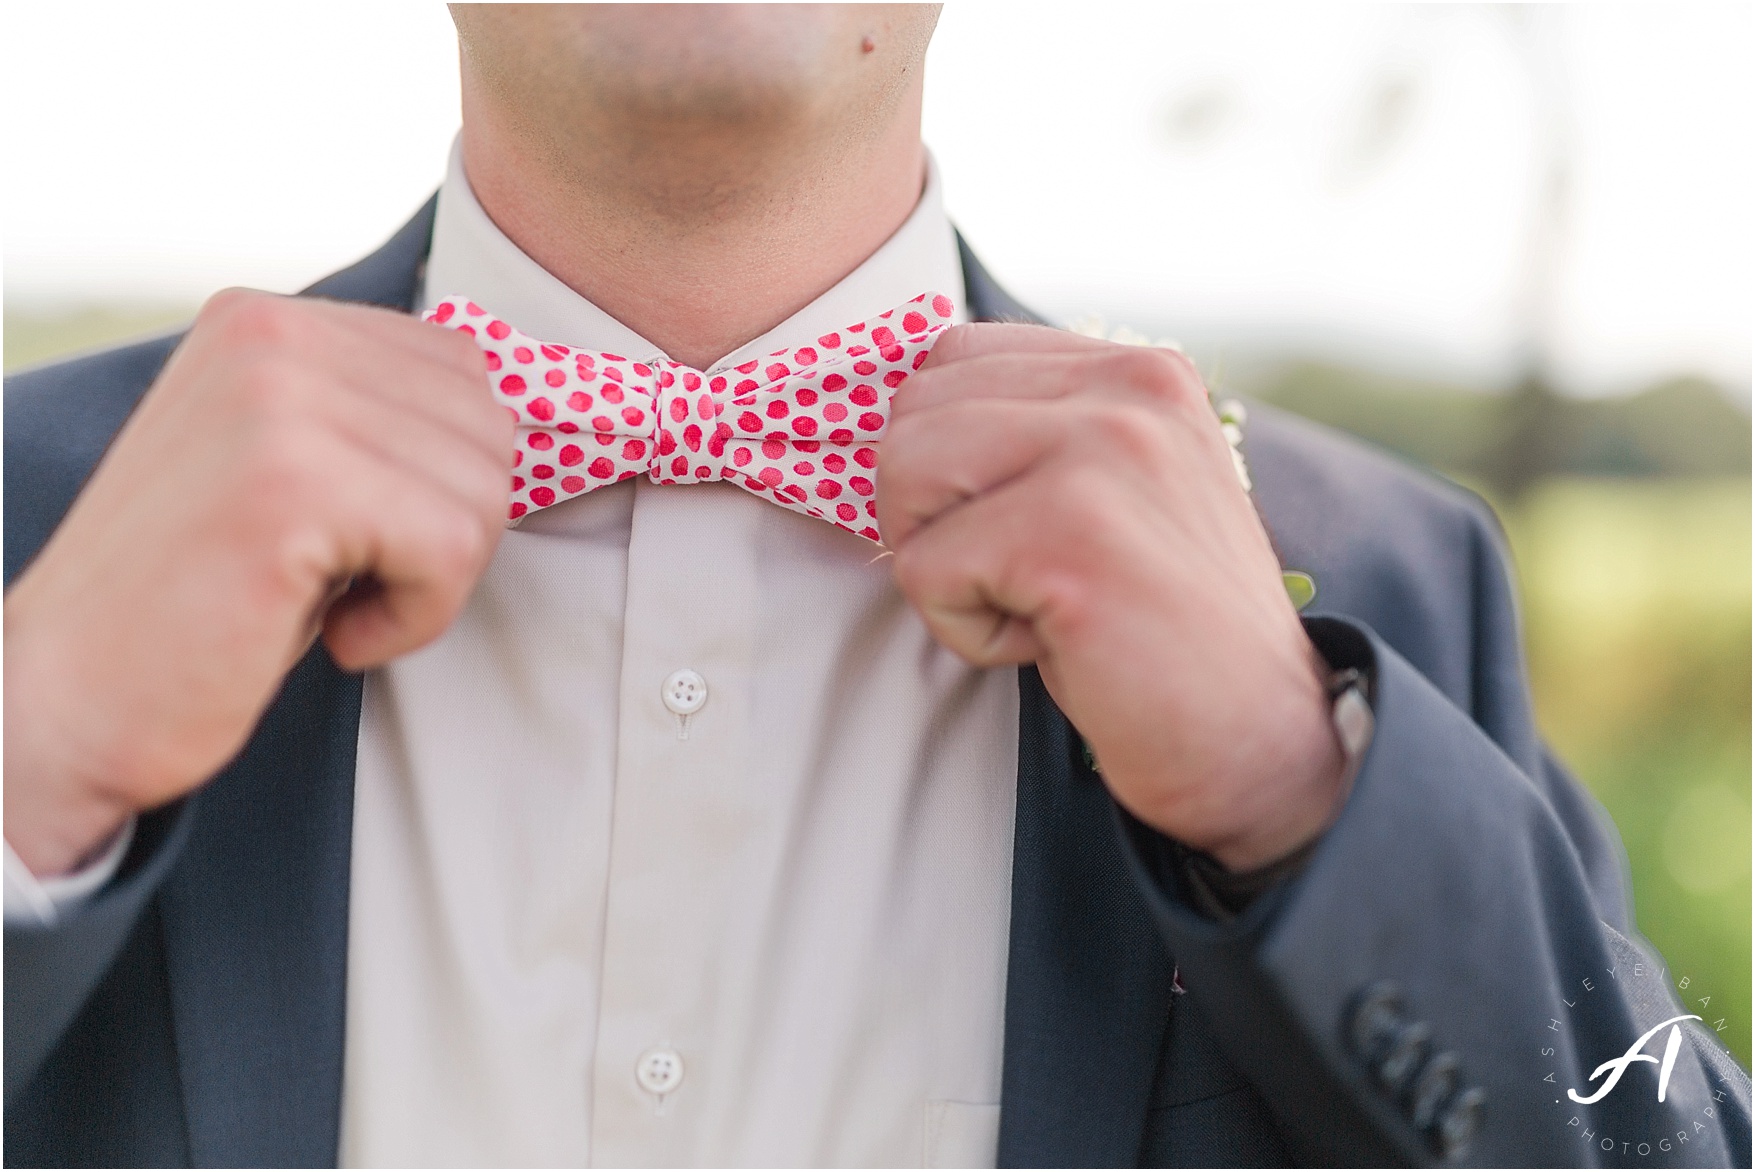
[960,245,1179,1166]
[155,199,437,1166]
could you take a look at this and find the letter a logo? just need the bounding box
[1568,1015,1701,1105]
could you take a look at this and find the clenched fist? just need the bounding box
[4,291,513,876]
[878,323,1346,872]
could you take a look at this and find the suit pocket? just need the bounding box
[923,1100,1001,1168]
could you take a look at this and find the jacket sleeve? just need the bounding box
[4,798,195,1104]
[1117,539,1751,1165]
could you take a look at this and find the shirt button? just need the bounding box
[636,1046,685,1095]
[661,669,708,716]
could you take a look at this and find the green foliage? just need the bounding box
[1494,478,1751,1067]
[1249,361,1750,491]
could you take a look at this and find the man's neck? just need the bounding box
[458,79,926,371]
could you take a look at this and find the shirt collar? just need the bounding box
[419,134,967,370]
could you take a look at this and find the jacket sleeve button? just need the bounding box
[1436,1086,1486,1160]
[1409,1049,1461,1129]
[1376,1020,1433,1095]
[1348,981,1408,1062]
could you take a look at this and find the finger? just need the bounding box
[919,321,1118,371]
[322,383,514,525]
[317,445,502,669]
[877,398,1065,549]
[895,344,1206,422]
[888,473,1066,667]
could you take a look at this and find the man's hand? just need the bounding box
[4,291,512,878]
[879,323,1345,872]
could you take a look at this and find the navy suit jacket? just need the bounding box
[5,201,1749,1167]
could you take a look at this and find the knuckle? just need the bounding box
[1084,402,1169,462]
[1104,345,1199,404]
[215,291,309,350]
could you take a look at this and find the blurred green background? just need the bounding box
[5,309,1750,1067]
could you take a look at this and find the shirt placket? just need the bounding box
[589,477,763,1166]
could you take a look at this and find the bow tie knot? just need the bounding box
[426,293,954,542]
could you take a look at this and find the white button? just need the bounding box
[636,1046,685,1095]
[661,669,708,716]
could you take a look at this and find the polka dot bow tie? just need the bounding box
[425,292,956,543]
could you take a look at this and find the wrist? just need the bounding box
[1195,641,1353,872]
[4,587,138,877]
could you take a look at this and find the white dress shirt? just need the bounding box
[337,140,1020,1167]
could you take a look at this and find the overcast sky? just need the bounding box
[4,2,1750,398]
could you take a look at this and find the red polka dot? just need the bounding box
[593,416,614,432]
[793,460,816,476]
[487,320,511,340]
[541,344,570,361]
[683,371,702,391]
[823,453,847,473]
[559,444,583,466]
[850,384,878,406]
[568,392,593,412]
[732,448,752,467]
[933,295,954,318]
[881,345,904,363]
[528,433,554,451]
[823,403,848,423]
[857,412,883,432]
[822,373,848,393]
[683,424,703,452]
[513,346,534,364]
[783,485,808,503]
[854,447,878,468]
[836,502,858,522]
[859,526,880,541]
[792,417,818,437]
[818,333,842,349]
[530,486,555,507]
[557,422,579,434]
[603,367,624,384]
[762,438,786,459]
[871,326,896,347]
[829,429,854,443]
[902,311,928,334]
[531,464,554,480]
[466,302,485,316]
[738,411,762,433]
[529,397,555,422]
[758,467,783,487]
[433,303,455,323]
[545,369,567,388]
[512,450,523,467]
[765,363,791,382]
[485,352,502,372]
[853,360,877,376]
[815,479,842,499]
[795,387,819,406]
[849,475,875,496]
[669,397,690,422]
[561,475,586,493]
[912,351,929,370]
[672,455,689,476]
[766,400,790,419]
[511,475,525,490]
[500,375,527,395]
[709,375,728,393]
[884,370,908,388]
[508,501,527,519]
[588,457,616,479]
[601,385,625,404]
[623,439,646,461]
[633,363,653,377]
[794,347,819,365]
[794,440,820,453]
[695,465,712,479]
